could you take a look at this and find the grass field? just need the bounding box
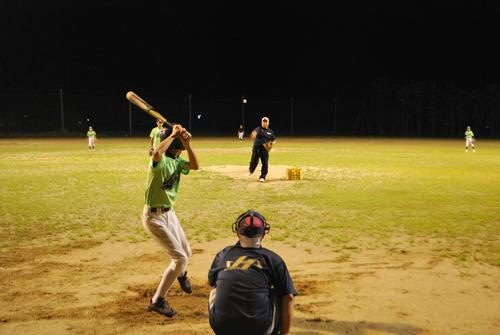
[1,137,499,264]
[1,137,499,335]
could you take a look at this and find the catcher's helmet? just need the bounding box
[159,125,185,151]
[232,210,270,238]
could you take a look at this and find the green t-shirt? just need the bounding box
[464,130,474,139]
[87,131,96,138]
[150,127,163,148]
[144,155,190,208]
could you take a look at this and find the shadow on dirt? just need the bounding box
[294,317,426,335]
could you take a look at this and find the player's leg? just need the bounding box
[249,149,259,174]
[142,208,189,312]
[465,139,469,152]
[169,210,193,293]
[259,149,269,181]
[88,137,92,150]
[208,288,223,334]
[265,293,280,335]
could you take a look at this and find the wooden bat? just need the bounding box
[125,91,173,127]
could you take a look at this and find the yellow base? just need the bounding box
[286,167,303,180]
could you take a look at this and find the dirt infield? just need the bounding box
[1,237,498,335]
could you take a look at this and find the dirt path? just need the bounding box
[1,236,499,335]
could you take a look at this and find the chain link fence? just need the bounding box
[0,91,498,137]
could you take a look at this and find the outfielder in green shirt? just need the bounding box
[87,126,97,150]
[464,129,474,139]
[149,119,166,155]
[464,126,476,152]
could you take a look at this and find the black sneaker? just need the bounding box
[148,297,176,317]
[177,271,192,294]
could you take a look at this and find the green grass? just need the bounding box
[1,137,499,265]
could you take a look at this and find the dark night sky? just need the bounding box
[1,0,500,98]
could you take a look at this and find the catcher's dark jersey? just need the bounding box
[208,242,297,334]
[253,127,276,149]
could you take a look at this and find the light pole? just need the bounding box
[241,96,247,128]
[401,98,405,136]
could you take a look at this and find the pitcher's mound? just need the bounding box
[203,165,298,182]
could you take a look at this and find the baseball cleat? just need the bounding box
[177,272,192,294]
[148,297,177,318]
[259,178,265,183]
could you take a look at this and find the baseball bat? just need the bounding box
[125,91,173,127]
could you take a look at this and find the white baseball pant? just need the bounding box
[465,138,475,148]
[142,205,192,301]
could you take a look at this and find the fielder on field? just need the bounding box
[464,126,476,152]
[142,124,199,318]
[208,210,297,335]
[149,119,166,156]
[249,117,276,182]
[237,124,244,141]
[86,126,96,150]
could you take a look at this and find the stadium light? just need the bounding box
[241,96,248,127]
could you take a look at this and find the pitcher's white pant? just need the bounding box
[88,137,95,147]
[465,138,475,148]
[238,131,244,140]
[142,206,192,300]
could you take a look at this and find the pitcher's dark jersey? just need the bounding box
[253,127,276,149]
[208,242,297,334]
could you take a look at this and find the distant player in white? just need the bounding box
[237,124,244,141]
[87,126,96,150]
[464,126,476,152]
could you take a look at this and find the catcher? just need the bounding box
[208,210,297,335]
[249,117,276,182]
[142,124,199,318]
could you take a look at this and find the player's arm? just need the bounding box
[250,129,257,140]
[208,250,226,287]
[179,129,199,170]
[280,294,294,335]
[152,125,181,162]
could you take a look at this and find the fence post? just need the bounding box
[334,96,337,135]
[128,101,132,136]
[188,93,192,131]
[59,89,66,133]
